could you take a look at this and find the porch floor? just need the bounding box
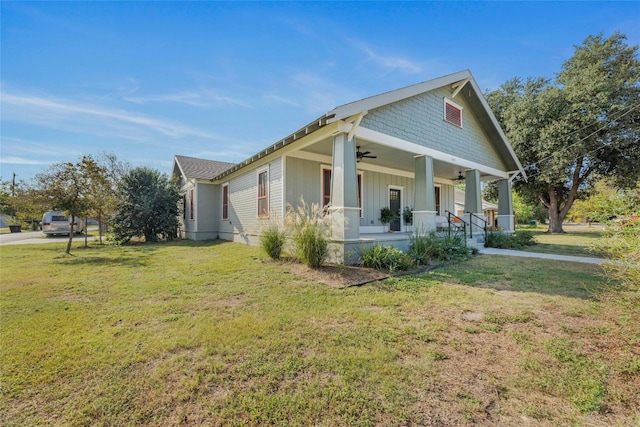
[359,232,412,242]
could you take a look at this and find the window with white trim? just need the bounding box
[257,169,268,218]
[222,184,229,220]
[444,98,463,127]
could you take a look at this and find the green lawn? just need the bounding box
[517,224,606,257]
[1,240,637,426]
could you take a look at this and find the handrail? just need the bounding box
[468,212,488,247]
[445,210,467,245]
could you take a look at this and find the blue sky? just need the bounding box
[2,1,639,183]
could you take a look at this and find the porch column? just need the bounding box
[329,133,360,241]
[413,155,437,233]
[497,179,515,232]
[464,169,483,235]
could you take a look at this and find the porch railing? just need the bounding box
[445,210,467,246]
[468,212,489,247]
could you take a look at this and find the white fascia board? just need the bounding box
[355,126,510,179]
[210,121,342,184]
[326,70,472,123]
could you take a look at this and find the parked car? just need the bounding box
[41,211,85,235]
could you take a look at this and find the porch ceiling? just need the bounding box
[300,139,503,182]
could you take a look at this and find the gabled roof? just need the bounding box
[327,69,525,177]
[173,155,235,180]
[211,70,525,181]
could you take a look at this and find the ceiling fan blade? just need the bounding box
[360,151,371,156]
[363,155,377,159]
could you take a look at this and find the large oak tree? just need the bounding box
[486,33,640,233]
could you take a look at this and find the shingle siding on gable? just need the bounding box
[360,88,507,171]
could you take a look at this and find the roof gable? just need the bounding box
[173,155,235,180]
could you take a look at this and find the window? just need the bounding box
[321,168,363,217]
[435,186,441,215]
[257,170,268,217]
[222,184,229,220]
[189,188,194,220]
[322,168,331,209]
[183,195,187,220]
[444,98,463,127]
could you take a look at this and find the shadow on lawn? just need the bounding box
[57,238,228,267]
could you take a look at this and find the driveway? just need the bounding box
[0,230,96,246]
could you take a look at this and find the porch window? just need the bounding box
[222,184,229,220]
[435,186,441,215]
[321,168,363,217]
[444,98,463,127]
[189,188,194,220]
[257,170,268,217]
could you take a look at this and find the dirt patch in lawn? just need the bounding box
[284,261,439,288]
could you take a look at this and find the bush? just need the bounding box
[595,220,639,308]
[360,244,415,272]
[260,225,286,260]
[409,231,472,262]
[487,231,535,249]
[285,199,329,268]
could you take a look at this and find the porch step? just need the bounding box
[466,237,486,249]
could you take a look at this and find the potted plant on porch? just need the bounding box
[379,206,398,233]
[403,206,413,232]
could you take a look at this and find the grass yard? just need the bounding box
[518,223,606,257]
[1,240,638,426]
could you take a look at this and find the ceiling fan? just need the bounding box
[356,146,377,162]
[453,171,466,181]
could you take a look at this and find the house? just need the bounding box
[453,187,499,230]
[172,70,525,262]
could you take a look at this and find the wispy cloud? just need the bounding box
[124,91,209,107]
[124,89,253,109]
[351,41,423,74]
[0,156,52,166]
[1,91,219,140]
[264,94,300,107]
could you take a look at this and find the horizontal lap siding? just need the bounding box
[361,88,507,171]
[361,171,414,227]
[195,182,218,239]
[219,157,283,244]
[285,157,322,209]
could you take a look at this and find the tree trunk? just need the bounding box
[546,188,565,233]
[66,215,75,254]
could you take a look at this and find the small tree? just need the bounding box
[112,167,180,243]
[35,155,106,254]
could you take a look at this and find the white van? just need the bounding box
[41,211,85,235]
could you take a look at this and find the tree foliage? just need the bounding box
[486,32,640,232]
[112,167,180,244]
[35,155,107,254]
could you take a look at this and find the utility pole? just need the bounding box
[12,172,16,197]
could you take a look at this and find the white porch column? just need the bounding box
[413,155,437,233]
[497,178,515,232]
[464,169,483,235]
[329,133,360,241]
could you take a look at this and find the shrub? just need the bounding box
[409,231,472,262]
[285,199,329,268]
[487,231,536,249]
[260,225,286,260]
[595,220,639,308]
[360,244,415,272]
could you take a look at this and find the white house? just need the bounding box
[173,70,525,262]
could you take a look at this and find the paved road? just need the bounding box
[0,230,96,246]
